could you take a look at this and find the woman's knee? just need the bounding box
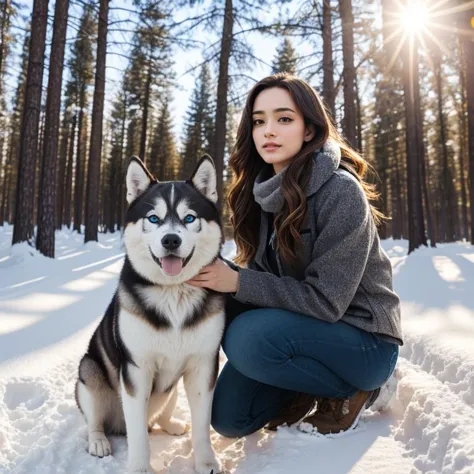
[223,309,268,365]
[223,308,295,379]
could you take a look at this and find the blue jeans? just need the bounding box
[211,308,399,438]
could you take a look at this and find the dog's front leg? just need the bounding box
[184,355,222,474]
[120,364,154,474]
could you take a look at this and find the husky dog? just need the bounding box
[75,156,225,474]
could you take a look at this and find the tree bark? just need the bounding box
[458,45,469,241]
[74,85,86,233]
[412,65,433,248]
[0,0,10,88]
[322,0,335,118]
[402,38,426,253]
[12,0,49,245]
[459,10,474,244]
[433,53,454,242]
[84,0,109,242]
[56,117,69,229]
[63,112,76,228]
[117,97,127,231]
[36,0,69,257]
[213,0,233,212]
[355,75,362,152]
[338,0,357,148]
[139,59,152,163]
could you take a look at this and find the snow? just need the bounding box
[1,225,474,473]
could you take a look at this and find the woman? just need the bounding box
[187,73,402,437]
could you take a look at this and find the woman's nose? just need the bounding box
[264,126,276,138]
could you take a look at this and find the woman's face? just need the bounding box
[252,87,314,174]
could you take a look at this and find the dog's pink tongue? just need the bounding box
[161,256,183,276]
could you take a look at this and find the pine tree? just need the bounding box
[0,0,15,225]
[124,1,173,164]
[149,98,178,181]
[181,64,215,178]
[67,4,95,233]
[104,89,128,232]
[0,31,28,225]
[213,0,233,212]
[84,0,110,243]
[338,0,357,148]
[271,37,298,75]
[12,0,49,245]
[36,0,70,257]
[322,0,335,118]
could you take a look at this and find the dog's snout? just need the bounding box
[161,233,182,251]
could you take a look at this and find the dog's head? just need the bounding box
[123,156,223,285]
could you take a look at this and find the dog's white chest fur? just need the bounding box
[137,284,205,327]
[119,285,224,392]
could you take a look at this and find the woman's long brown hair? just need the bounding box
[227,73,385,267]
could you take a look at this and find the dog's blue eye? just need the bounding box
[148,215,160,224]
[184,215,196,224]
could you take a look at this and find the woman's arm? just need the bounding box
[233,175,377,323]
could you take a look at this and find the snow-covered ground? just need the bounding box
[1,224,474,473]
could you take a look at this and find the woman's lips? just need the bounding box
[263,145,281,152]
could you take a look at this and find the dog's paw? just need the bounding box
[159,417,190,436]
[194,456,222,474]
[88,432,111,458]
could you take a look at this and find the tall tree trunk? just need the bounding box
[433,52,454,242]
[64,112,76,228]
[0,148,12,224]
[117,99,127,231]
[106,157,115,232]
[56,118,69,229]
[402,38,426,253]
[322,0,335,118]
[413,47,432,248]
[213,0,233,212]
[355,76,362,152]
[392,152,404,239]
[74,85,86,233]
[458,49,469,241]
[12,0,49,245]
[0,140,6,224]
[84,0,109,242]
[459,10,474,244]
[139,60,152,162]
[36,0,69,257]
[0,0,10,93]
[338,0,357,148]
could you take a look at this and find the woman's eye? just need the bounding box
[279,117,292,123]
[253,119,264,126]
[184,215,196,224]
[148,215,160,224]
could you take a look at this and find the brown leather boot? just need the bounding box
[266,392,317,431]
[302,388,380,435]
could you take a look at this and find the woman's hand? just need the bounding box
[186,258,240,293]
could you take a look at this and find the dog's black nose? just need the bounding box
[161,234,182,250]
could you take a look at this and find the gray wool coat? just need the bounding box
[228,142,403,346]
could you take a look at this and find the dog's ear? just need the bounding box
[190,154,218,203]
[126,156,154,204]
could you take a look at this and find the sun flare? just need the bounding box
[384,0,474,73]
[400,2,430,33]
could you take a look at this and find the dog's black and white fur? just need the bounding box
[75,156,225,474]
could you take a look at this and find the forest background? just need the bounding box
[0,0,473,257]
